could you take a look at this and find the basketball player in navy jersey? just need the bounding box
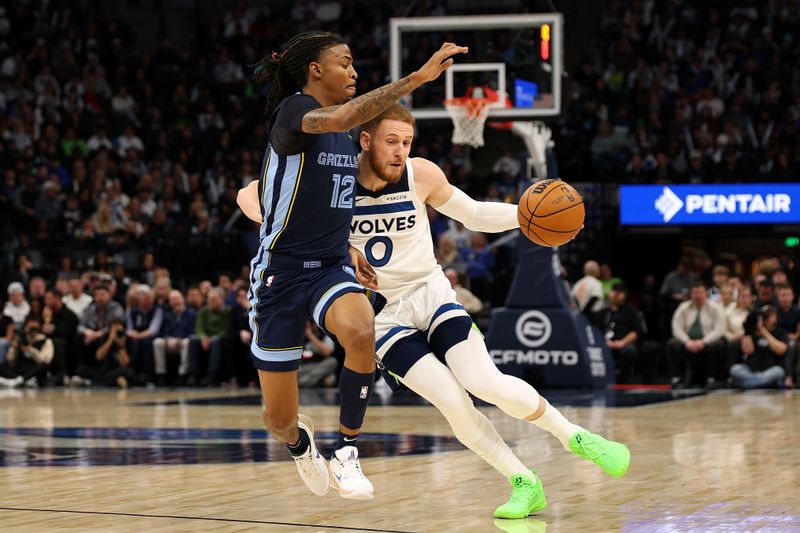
[247,32,466,499]
[242,104,630,518]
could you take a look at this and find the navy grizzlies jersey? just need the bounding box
[257,94,357,260]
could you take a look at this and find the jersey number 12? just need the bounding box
[330,174,355,209]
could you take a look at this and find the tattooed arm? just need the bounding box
[302,42,468,134]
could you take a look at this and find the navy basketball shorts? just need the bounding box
[247,255,385,372]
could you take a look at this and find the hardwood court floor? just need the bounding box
[0,388,798,532]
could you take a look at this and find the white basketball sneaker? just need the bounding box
[292,414,330,496]
[329,445,374,499]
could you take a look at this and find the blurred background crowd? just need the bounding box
[1,0,798,389]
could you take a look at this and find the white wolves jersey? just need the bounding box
[350,159,440,303]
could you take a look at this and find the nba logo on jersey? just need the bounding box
[360,386,369,399]
[266,275,275,287]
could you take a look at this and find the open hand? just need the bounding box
[415,42,469,84]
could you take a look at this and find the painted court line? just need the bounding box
[0,506,416,533]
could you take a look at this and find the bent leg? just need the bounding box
[753,365,785,389]
[401,352,529,478]
[324,292,376,438]
[258,369,300,444]
[729,363,756,388]
[445,329,583,450]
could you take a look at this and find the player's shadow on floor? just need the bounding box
[494,517,548,533]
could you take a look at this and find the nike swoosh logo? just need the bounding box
[343,437,357,442]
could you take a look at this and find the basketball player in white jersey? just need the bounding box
[237,104,630,519]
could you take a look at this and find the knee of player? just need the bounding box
[338,321,375,350]
[438,398,474,421]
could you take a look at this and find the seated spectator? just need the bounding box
[725,286,754,367]
[3,282,31,330]
[460,232,495,301]
[601,283,645,384]
[659,257,697,313]
[77,318,141,388]
[62,277,93,318]
[572,260,605,322]
[75,283,125,382]
[435,233,467,274]
[229,286,256,387]
[111,263,132,307]
[708,265,732,304]
[730,306,788,389]
[28,276,47,299]
[188,287,230,386]
[666,282,726,388]
[0,318,54,388]
[153,290,197,386]
[444,268,483,315]
[153,278,171,309]
[755,278,777,307]
[776,284,800,388]
[298,322,338,388]
[442,219,471,250]
[42,289,78,384]
[772,270,790,287]
[0,312,13,365]
[26,297,45,324]
[718,284,736,310]
[218,274,235,306]
[126,285,163,383]
[598,263,623,303]
[186,286,204,311]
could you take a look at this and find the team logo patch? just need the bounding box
[360,386,369,399]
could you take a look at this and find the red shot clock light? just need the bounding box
[540,24,550,61]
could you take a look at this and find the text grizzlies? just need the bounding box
[318,152,358,168]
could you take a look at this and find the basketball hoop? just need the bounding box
[444,97,491,148]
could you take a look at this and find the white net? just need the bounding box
[444,98,491,148]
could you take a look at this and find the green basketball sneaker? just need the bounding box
[493,470,547,519]
[568,430,630,478]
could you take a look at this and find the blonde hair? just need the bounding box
[362,103,415,133]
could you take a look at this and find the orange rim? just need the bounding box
[444,97,491,118]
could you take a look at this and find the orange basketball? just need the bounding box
[517,179,584,247]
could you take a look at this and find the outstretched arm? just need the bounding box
[301,43,468,134]
[416,158,518,233]
[237,181,263,224]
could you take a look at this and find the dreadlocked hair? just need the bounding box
[253,31,348,115]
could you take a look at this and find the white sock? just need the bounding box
[401,353,529,479]
[459,408,530,479]
[530,400,583,450]
[443,330,583,450]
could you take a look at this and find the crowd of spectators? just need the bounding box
[0,264,267,388]
[558,0,800,184]
[0,0,525,309]
[573,253,800,389]
[2,1,800,391]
